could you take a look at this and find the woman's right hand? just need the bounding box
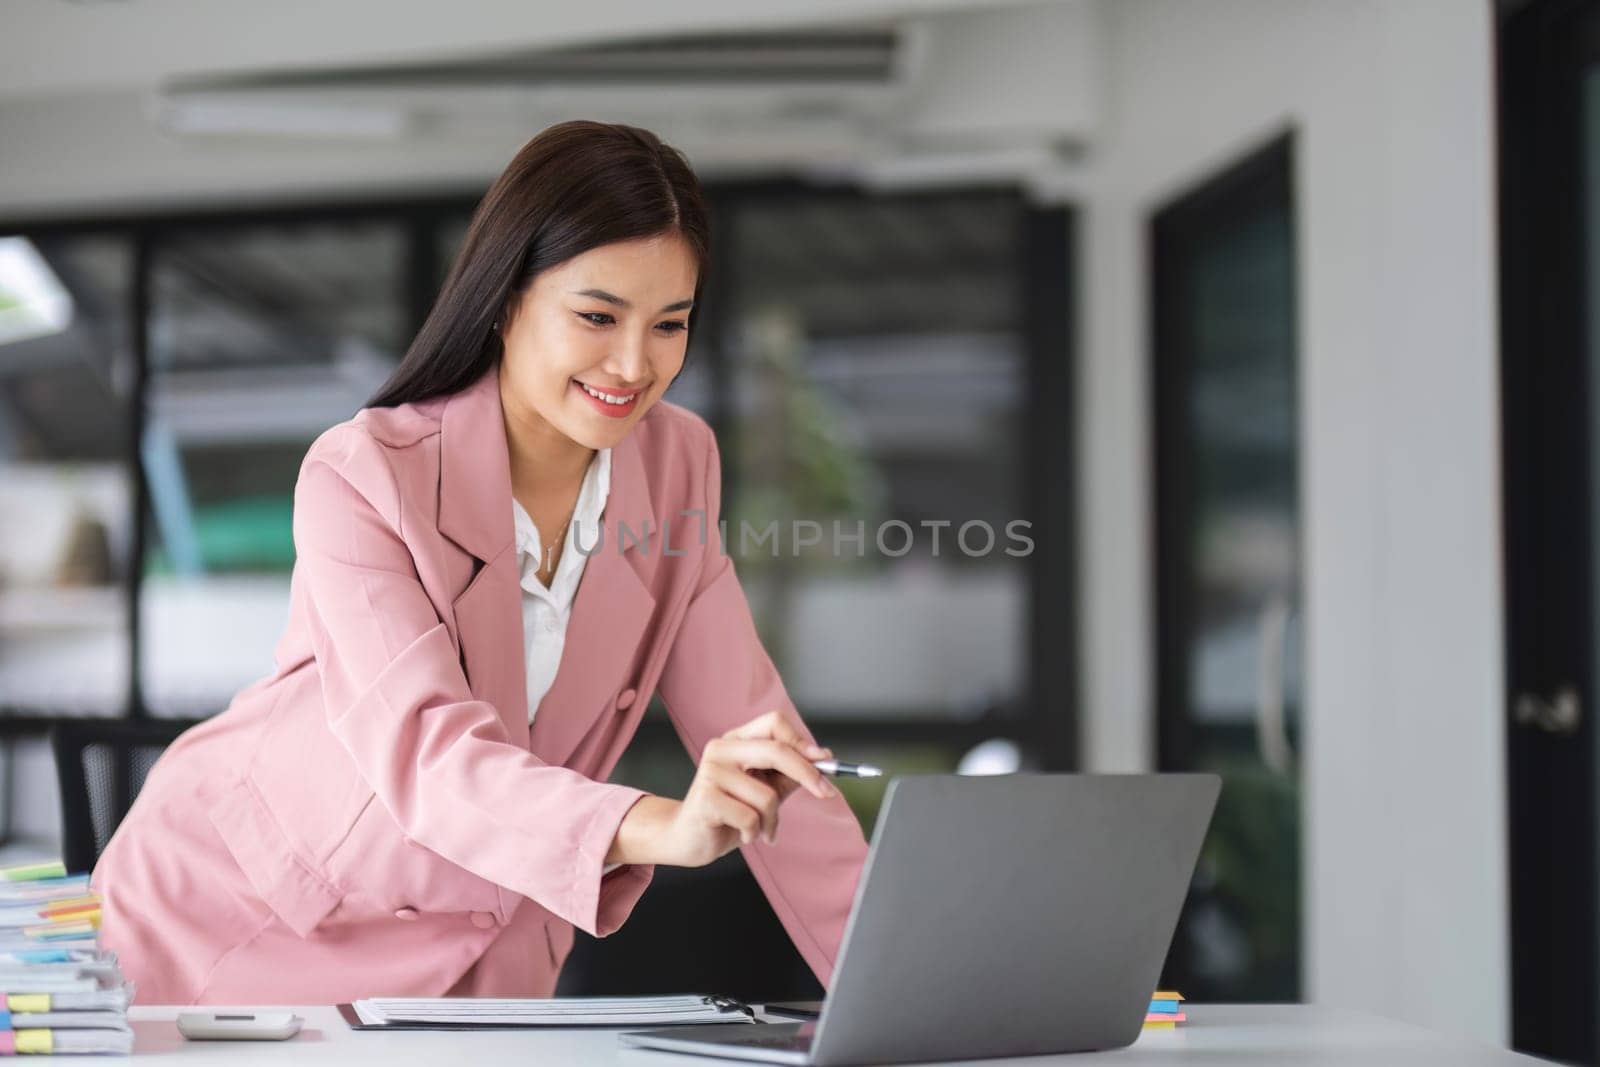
[607,710,839,868]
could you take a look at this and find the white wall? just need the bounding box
[1079,0,1506,1044]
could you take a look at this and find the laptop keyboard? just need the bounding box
[735,1031,814,1051]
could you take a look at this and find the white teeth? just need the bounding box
[580,382,633,405]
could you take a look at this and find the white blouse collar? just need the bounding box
[511,447,611,601]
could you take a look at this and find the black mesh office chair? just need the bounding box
[555,848,825,1003]
[49,717,199,875]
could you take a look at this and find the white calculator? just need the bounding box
[177,1011,304,1041]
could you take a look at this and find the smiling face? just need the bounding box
[497,232,698,453]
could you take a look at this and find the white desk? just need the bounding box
[117,1004,1552,1064]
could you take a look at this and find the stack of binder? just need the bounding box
[0,862,133,1055]
[1144,991,1186,1029]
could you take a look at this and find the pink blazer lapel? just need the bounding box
[435,361,659,769]
[529,438,657,768]
[436,365,527,748]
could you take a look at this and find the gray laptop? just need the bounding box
[618,772,1221,1066]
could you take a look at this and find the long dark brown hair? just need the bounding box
[367,120,711,409]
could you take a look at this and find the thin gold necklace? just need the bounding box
[536,492,581,586]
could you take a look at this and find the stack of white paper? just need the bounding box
[0,862,134,1055]
[351,994,758,1028]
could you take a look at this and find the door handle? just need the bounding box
[1513,685,1582,735]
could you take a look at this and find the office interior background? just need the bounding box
[0,0,1592,1061]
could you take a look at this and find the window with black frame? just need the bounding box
[1151,134,1303,1004]
[138,220,409,718]
[0,182,1069,866]
[0,234,136,720]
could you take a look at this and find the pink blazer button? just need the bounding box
[615,688,638,710]
[394,907,419,920]
[470,911,497,929]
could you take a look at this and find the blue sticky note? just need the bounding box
[12,951,69,964]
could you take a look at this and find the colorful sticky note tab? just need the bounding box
[38,894,98,914]
[14,1029,52,1054]
[0,863,66,884]
[41,906,101,925]
[25,919,95,940]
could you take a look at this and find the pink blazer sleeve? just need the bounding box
[656,423,871,989]
[292,428,653,937]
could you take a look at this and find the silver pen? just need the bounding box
[811,759,884,778]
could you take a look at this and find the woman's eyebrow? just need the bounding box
[570,288,694,313]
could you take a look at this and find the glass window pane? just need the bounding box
[0,235,134,716]
[140,221,406,716]
[1187,209,1301,724]
[437,214,470,290]
[1153,140,1301,1002]
[723,192,1028,721]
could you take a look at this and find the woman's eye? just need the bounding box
[578,311,686,335]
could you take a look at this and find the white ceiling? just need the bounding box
[0,0,1100,220]
[1,0,994,97]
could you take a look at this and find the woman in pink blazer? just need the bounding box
[91,121,870,1005]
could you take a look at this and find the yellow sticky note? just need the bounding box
[1152,991,1186,1001]
[9,994,50,1013]
[14,1029,52,1054]
[45,908,99,925]
[1143,1020,1177,1030]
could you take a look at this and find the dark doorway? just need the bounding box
[1500,0,1600,1061]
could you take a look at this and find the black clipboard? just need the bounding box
[337,995,757,1031]
[762,1000,824,1019]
